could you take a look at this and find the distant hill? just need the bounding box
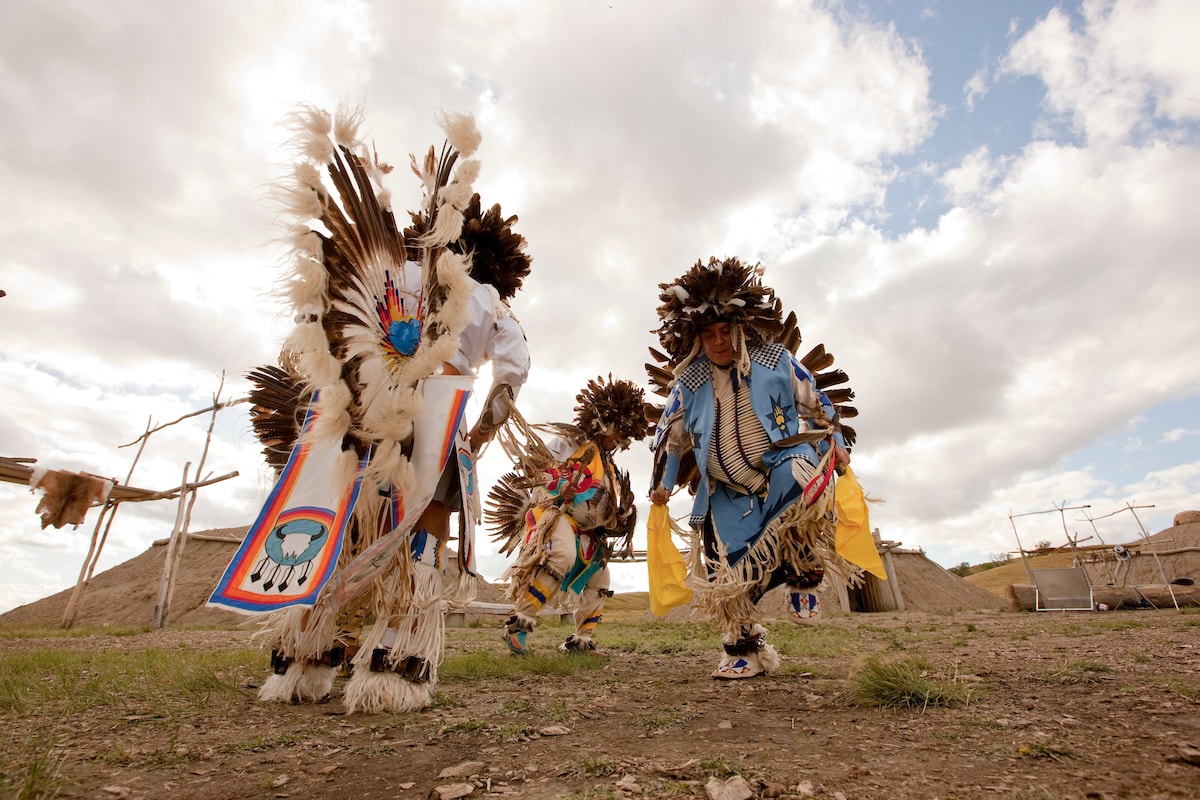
[0,528,253,630]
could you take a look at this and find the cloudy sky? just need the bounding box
[3,0,1198,614]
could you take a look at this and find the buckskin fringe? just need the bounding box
[689,453,860,637]
[343,560,445,713]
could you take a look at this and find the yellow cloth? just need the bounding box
[834,467,887,580]
[646,503,692,616]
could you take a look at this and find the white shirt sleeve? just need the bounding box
[445,279,531,401]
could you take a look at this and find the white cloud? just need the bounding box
[1001,0,1200,144]
[1162,428,1199,444]
[964,67,989,111]
[939,145,1000,203]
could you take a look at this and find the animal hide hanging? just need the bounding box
[29,468,114,529]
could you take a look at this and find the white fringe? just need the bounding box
[343,671,433,714]
[446,568,480,608]
[310,383,354,446]
[279,164,324,223]
[257,662,335,704]
[283,104,334,165]
[343,560,446,714]
[425,206,465,248]
[439,161,480,209]
[332,104,364,147]
[758,643,781,673]
[688,454,858,638]
[254,603,338,662]
[254,602,340,705]
[286,323,337,387]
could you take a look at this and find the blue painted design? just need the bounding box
[265,518,329,567]
[458,450,475,495]
[387,317,421,357]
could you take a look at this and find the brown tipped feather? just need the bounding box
[800,343,835,373]
[814,369,848,391]
[647,346,671,365]
[574,376,652,442]
[823,388,856,405]
[247,364,308,473]
[780,311,803,353]
[483,471,534,557]
[841,425,857,448]
[645,362,674,397]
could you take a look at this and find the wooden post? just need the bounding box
[154,463,192,629]
[61,499,113,629]
[881,552,905,611]
[154,375,228,629]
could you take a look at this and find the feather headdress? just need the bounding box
[573,375,653,446]
[653,256,783,367]
[246,364,305,474]
[404,192,531,300]
[483,376,647,559]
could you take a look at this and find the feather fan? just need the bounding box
[267,105,481,478]
[246,364,307,474]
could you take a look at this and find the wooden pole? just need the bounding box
[60,499,112,629]
[154,463,192,629]
[1008,504,1091,584]
[156,374,228,630]
[59,414,155,629]
[1125,503,1179,610]
[56,381,246,629]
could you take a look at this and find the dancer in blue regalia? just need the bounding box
[648,257,859,678]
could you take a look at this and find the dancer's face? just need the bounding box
[700,321,734,367]
[599,432,627,452]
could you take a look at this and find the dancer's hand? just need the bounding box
[833,446,850,469]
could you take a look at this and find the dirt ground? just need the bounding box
[2,608,1198,800]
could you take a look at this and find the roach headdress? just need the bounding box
[574,375,652,446]
[404,192,530,300]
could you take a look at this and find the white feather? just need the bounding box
[438,110,481,157]
[333,105,364,148]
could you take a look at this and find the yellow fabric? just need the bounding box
[567,440,603,473]
[834,467,887,580]
[646,503,692,616]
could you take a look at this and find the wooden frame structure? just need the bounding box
[1,376,244,629]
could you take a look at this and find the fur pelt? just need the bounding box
[29,469,112,529]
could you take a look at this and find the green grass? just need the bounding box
[1084,619,1147,632]
[1163,679,1200,700]
[0,737,66,800]
[586,620,716,656]
[1039,658,1112,684]
[849,654,971,711]
[218,732,311,755]
[641,705,695,733]
[0,648,259,716]
[1017,741,1073,761]
[435,718,489,738]
[571,755,625,777]
[439,648,605,680]
[0,625,151,640]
